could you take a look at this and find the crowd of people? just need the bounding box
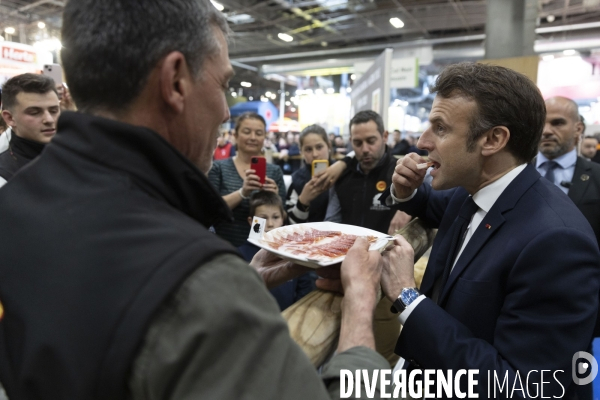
[0,0,599,399]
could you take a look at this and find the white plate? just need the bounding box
[247,222,393,268]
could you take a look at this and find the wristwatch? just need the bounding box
[390,287,421,314]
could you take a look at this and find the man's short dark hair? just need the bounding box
[61,0,229,114]
[248,191,285,218]
[350,110,385,136]
[1,73,57,111]
[431,62,546,163]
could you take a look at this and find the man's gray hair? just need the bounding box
[61,0,229,114]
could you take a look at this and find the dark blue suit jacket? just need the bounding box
[393,164,600,397]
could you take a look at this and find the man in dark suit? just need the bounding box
[380,63,600,397]
[536,96,600,400]
[536,96,600,246]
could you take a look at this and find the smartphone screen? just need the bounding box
[312,160,329,177]
[251,157,267,184]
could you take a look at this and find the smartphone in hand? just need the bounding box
[251,156,267,184]
[42,64,63,86]
[312,159,329,177]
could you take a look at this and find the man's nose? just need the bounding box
[222,100,231,123]
[542,123,553,136]
[43,111,55,123]
[417,130,432,151]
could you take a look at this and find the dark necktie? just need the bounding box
[432,196,479,303]
[544,161,559,184]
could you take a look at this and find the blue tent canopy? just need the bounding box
[229,101,279,130]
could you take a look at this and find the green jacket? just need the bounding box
[128,254,389,400]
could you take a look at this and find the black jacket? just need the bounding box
[334,148,397,233]
[0,112,238,399]
[0,129,45,181]
[286,162,331,224]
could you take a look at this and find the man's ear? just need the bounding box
[247,216,252,225]
[481,126,510,157]
[2,110,15,128]
[159,51,192,115]
[574,121,584,145]
[382,130,389,143]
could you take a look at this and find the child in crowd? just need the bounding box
[238,191,316,310]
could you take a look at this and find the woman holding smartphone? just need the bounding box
[209,112,286,247]
[286,124,335,224]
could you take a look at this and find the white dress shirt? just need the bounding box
[535,149,577,195]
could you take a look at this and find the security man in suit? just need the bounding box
[536,96,600,246]
[536,96,600,400]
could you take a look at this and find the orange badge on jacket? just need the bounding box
[376,181,387,192]
[0,300,4,321]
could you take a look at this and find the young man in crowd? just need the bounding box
[0,73,60,187]
[581,134,599,162]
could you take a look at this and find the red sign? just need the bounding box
[265,109,272,120]
[2,46,36,63]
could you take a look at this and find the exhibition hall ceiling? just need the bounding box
[216,0,599,62]
[0,1,598,62]
[0,0,599,92]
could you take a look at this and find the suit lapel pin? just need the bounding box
[581,174,590,181]
[485,224,491,229]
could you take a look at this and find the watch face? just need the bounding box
[400,288,419,305]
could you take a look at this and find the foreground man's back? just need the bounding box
[0,0,390,399]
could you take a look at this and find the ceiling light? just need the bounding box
[346,87,352,93]
[210,0,224,11]
[350,74,356,80]
[37,22,46,29]
[278,33,293,42]
[285,101,291,106]
[249,96,253,101]
[547,15,555,22]
[270,93,277,99]
[4,27,15,35]
[326,88,335,94]
[563,49,577,56]
[241,81,252,88]
[542,54,554,61]
[321,41,328,47]
[265,91,272,97]
[33,38,62,51]
[291,107,296,112]
[389,18,404,29]
[231,92,237,97]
